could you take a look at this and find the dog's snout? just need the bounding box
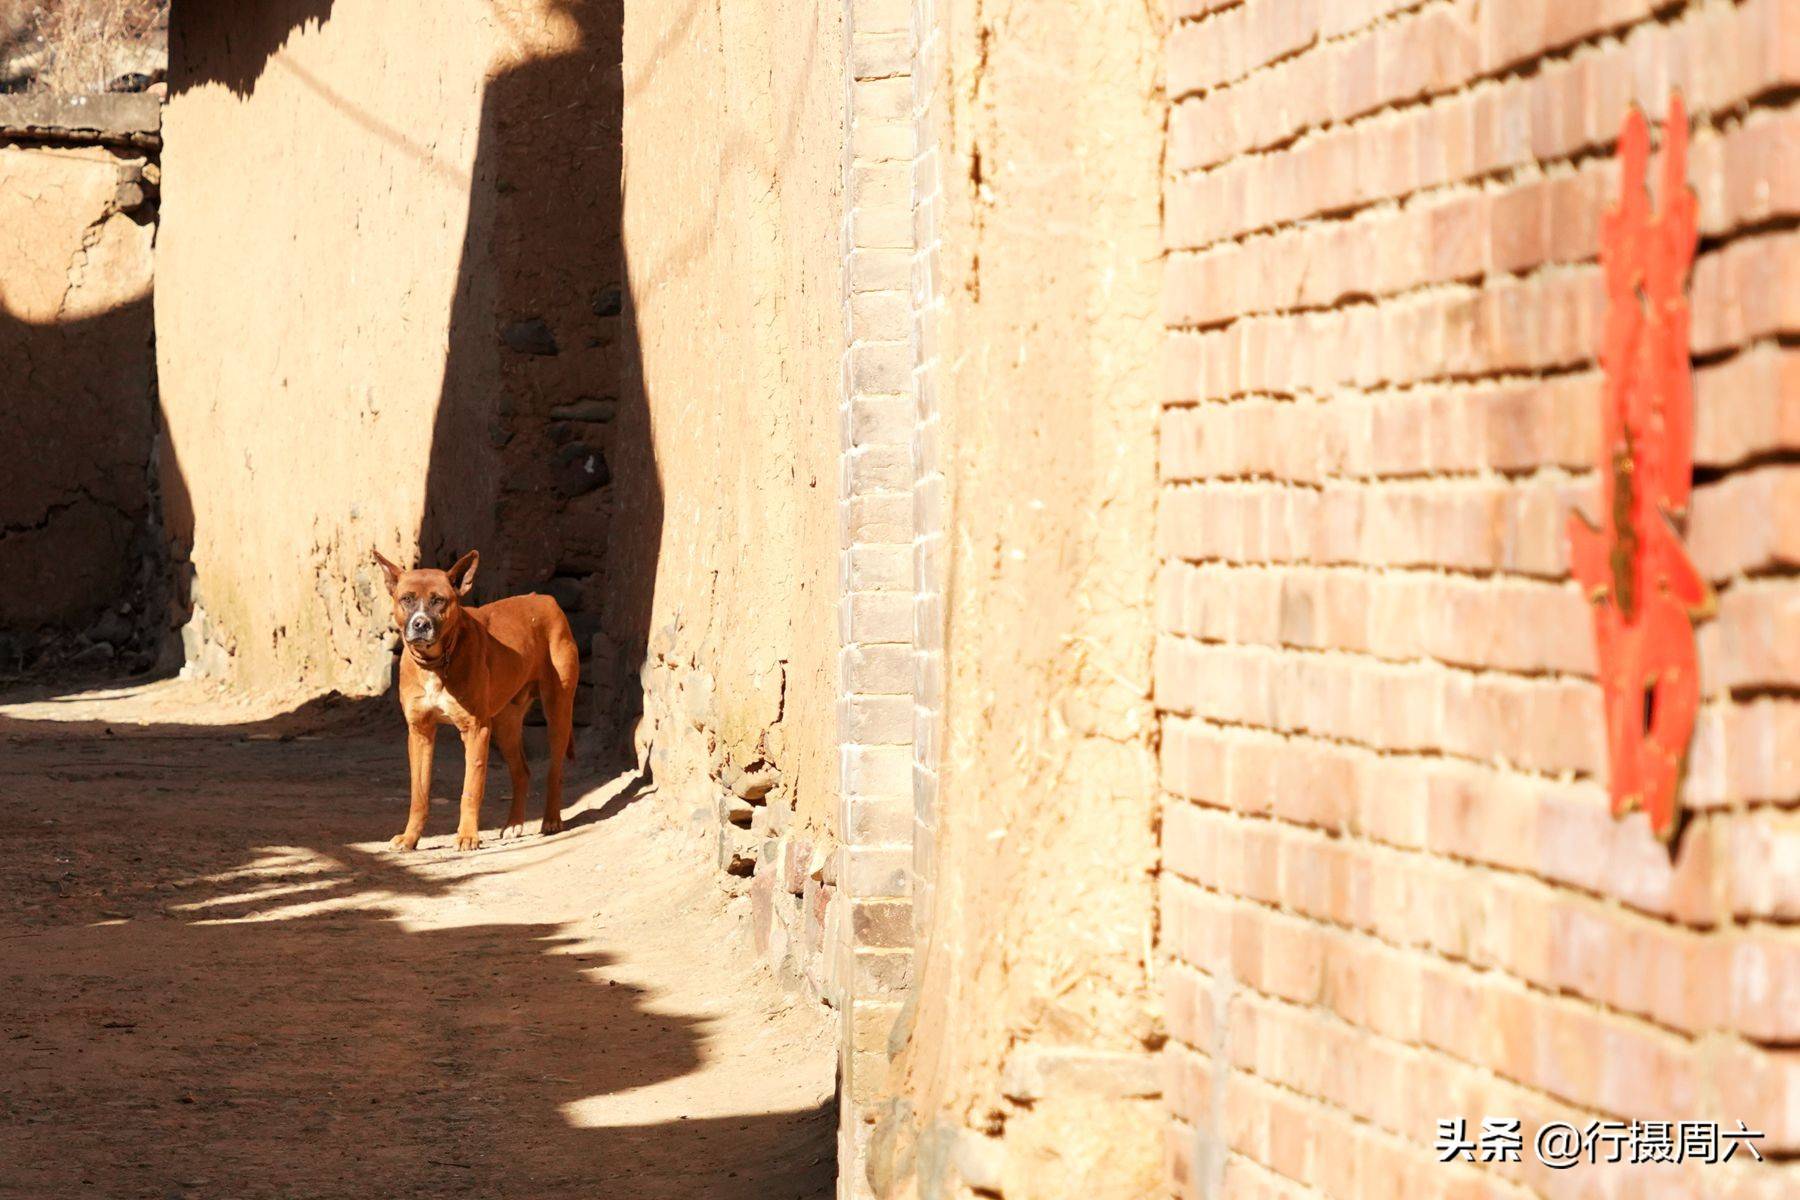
[405,613,435,641]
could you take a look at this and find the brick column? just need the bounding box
[835,0,917,1194]
[907,0,944,947]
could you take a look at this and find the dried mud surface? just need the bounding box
[0,678,835,1200]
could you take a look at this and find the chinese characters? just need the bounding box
[1435,1118,1764,1167]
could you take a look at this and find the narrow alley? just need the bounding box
[4,1,1798,1196]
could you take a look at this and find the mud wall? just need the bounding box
[618,0,845,890]
[1158,1,1800,1196]
[870,1,1168,1196]
[159,0,498,701]
[0,96,161,672]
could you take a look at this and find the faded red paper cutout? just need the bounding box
[1566,95,1714,840]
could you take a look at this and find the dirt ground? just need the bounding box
[0,677,836,1200]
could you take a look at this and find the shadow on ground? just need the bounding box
[0,712,833,1200]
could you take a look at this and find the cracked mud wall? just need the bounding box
[618,0,844,872]
[876,2,1167,1197]
[0,114,160,669]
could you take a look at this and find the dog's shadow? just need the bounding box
[416,724,653,848]
[560,765,654,829]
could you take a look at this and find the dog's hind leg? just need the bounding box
[540,641,580,834]
[494,695,531,839]
[454,722,492,852]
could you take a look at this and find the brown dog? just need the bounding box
[372,549,581,851]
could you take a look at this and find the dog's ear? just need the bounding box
[447,549,480,597]
[372,549,402,595]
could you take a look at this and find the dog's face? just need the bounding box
[372,549,479,650]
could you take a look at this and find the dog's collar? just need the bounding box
[404,623,462,672]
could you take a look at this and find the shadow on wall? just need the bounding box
[167,0,662,767]
[0,293,184,674]
[419,0,661,781]
[164,0,335,94]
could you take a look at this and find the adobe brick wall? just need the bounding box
[1159,2,1800,1196]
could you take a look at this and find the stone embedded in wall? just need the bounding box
[800,876,832,966]
[543,575,585,612]
[998,1047,1162,1103]
[720,793,756,827]
[549,396,617,423]
[722,822,759,876]
[501,316,559,356]
[0,94,160,145]
[589,285,624,318]
[728,761,780,800]
[552,443,609,497]
[781,836,812,894]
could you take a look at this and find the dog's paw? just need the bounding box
[389,833,420,852]
[541,815,564,836]
[455,830,482,852]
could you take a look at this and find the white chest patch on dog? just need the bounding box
[416,672,471,724]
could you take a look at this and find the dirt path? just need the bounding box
[0,680,836,1200]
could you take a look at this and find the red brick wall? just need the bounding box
[1158,1,1800,1195]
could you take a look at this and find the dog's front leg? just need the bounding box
[391,717,437,850]
[455,722,491,851]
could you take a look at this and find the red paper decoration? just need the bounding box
[1566,95,1714,840]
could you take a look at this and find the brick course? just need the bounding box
[836,0,920,1194]
[1159,1,1800,1194]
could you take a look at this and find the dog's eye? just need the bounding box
[398,594,416,606]
[430,596,448,611]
